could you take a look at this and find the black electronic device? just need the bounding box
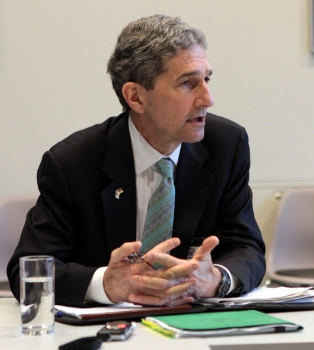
[97,320,135,341]
[58,336,103,350]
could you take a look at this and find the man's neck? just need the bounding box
[130,112,180,155]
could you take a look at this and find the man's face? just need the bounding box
[136,45,214,154]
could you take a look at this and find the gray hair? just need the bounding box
[107,14,207,111]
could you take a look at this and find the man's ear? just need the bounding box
[122,82,146,113]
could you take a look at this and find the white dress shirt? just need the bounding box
[85,116,236,304]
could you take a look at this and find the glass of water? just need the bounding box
[19,256,55,335]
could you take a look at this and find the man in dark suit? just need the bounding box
[7,15,265,307]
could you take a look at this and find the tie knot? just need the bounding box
[156,158,174,178]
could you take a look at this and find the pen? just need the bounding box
[127,252,155,270]
[54,310,63,317]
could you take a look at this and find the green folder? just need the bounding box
[142,310,302,338]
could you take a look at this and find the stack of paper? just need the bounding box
[196,286,314,306]
[54,286,314,325]
[55,302,143,319]
[54,302,195,325]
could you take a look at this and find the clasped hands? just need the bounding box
[103,236,222,306]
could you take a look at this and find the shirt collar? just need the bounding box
[128,115,181,175]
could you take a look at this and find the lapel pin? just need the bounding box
[115,188,124,199]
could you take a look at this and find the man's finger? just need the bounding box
[164,296,195,307]
[149,237,181,254]
[110,241,142,264]
[128,293,193,306]
[158,263,199,280]
[130,273,195,291]
[193,236,219,261]
[144,252,184,269]
[130,274,174,290]
[150,262,199,282]
[128,279,196,305]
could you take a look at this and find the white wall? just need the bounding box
[1,0,314,198]
[1,1,314,257]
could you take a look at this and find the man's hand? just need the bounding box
[188,236,222,297]
[103,238,198,305]
[129,236,222,304]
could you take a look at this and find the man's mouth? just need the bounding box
[193,117,204,122]
[188,116,205,123]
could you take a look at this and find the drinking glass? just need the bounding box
[19,256,55,335]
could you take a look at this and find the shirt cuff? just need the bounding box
[84,267,114,305]
[214,264,240,295]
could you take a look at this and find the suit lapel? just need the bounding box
[172,142,215,258]
[100,116,137,255]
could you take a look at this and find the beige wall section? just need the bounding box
[1,1,314,265]
[253,188,281,284]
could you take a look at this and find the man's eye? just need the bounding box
[181,80,194,88]
[204,77,210,84]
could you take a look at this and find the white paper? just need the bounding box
[197,286,313,305]
[55,302,143,319]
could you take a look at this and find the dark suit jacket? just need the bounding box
[7,112,265,306]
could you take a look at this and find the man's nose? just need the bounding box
[195,83,214,108]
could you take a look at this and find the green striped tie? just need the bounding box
[141,158,175,252]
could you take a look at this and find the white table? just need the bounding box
[1,298,314,349]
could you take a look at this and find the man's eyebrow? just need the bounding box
[176,69,213,81]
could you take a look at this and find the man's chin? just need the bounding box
[184,130,205,144]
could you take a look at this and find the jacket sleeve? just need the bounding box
[7,151,98,306]
[212,128,266,294]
